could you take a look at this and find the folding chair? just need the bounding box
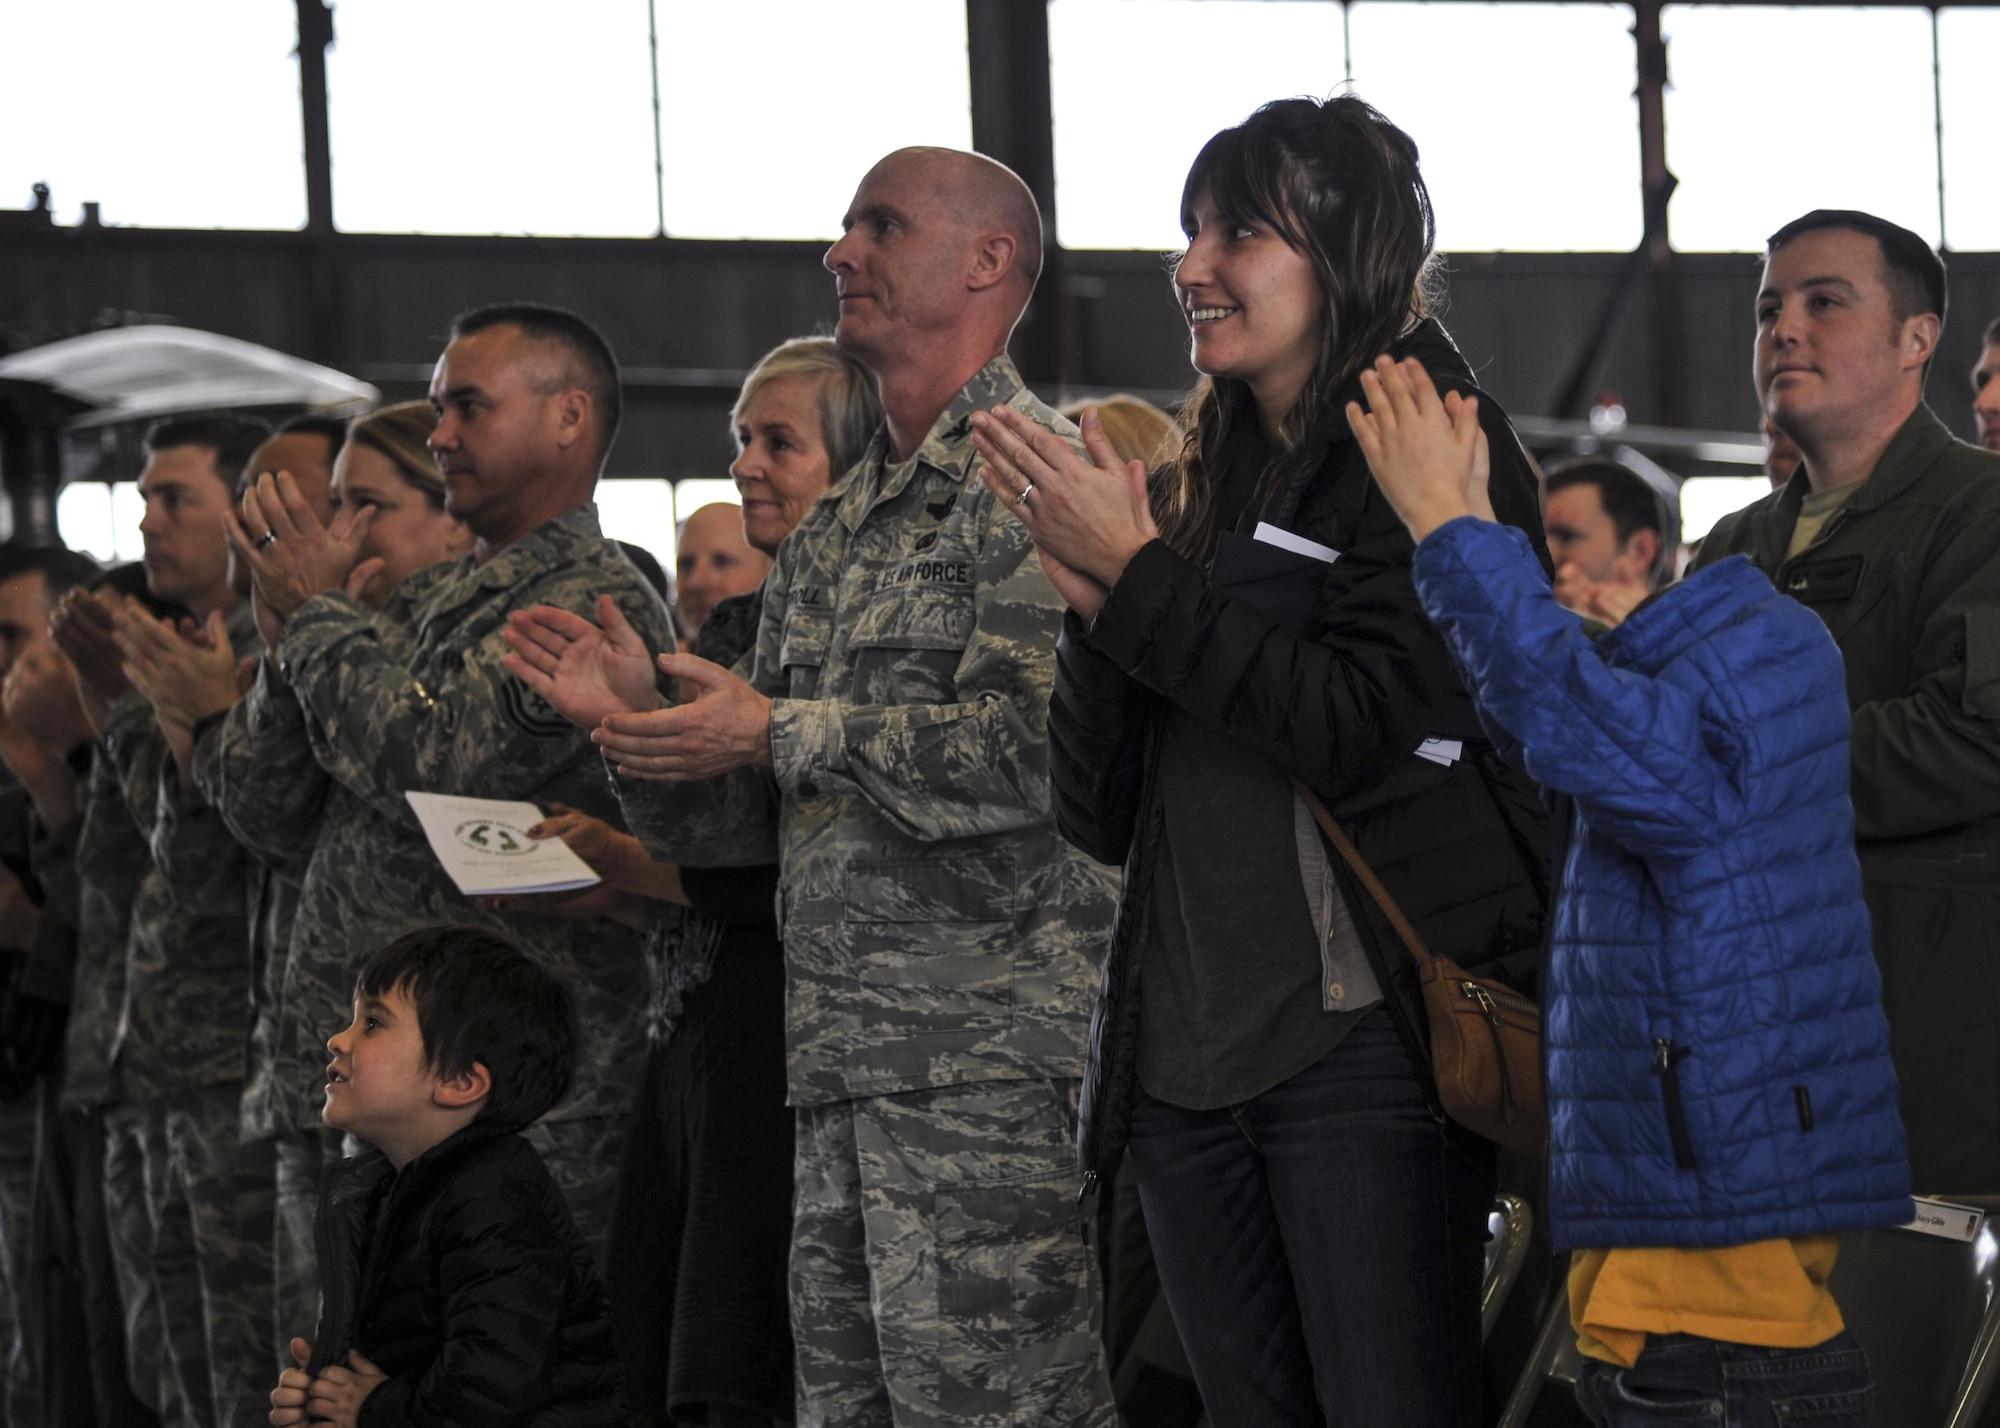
[1484,1192,1536,1343]
[1495,1194,2000,1428]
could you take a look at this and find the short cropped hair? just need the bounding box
[356,926,577,1132]
[144,414,272,493]
[731,336,884,481]
[277,413,350,458]
[451,303,622,463]
[1545,458,1667,545]
[1767,210,1947,326]
[1983,314,2000,350]
[0,545,102,599]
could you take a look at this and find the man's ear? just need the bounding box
[1901,312,1942,374]
[1624,527,1663,579]
[966,230,1018,294]
[550,388,592,452]
[433,1059,492,1111]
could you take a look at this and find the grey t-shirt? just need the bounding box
[1137,705,1380,1109]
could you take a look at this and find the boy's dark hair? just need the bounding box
[1766,209,1946,327]
[356,926,576,1132]
[1544,459,1667,545]
[143,414,272,493]
[277,412,350,458]
[449,303,622,463]
[0,544,102,598]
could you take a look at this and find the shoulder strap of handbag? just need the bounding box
[1295,782,1439,978]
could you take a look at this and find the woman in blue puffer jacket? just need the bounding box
[1349,354,1911,1428]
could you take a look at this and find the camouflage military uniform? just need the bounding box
[46,745,158,1428]
[193,676,326,1376]
[203,504,672,1264]
[91,597,271,1428]
[618,358,1116,1427]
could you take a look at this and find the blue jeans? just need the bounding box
[1574,1331,1871,1427]
[1126,1010,1494,1428]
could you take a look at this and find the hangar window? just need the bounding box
[1938,7,2000,251]
[1661,5,1939,251]
[1345,2,1643,252]
[1048,0,1348,251]
[327,0,661,236]
[0,0,305,230]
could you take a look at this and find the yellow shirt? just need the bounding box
[1568,1237,1844,1367]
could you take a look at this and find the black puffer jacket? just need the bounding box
[1053,320,1553,1183]
[309,1122,625,1427]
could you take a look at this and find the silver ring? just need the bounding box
[254,529,280,550]
[1015,483,1035,507]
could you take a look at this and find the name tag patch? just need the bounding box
[880,560,972,590]
[1784,553,1864,604]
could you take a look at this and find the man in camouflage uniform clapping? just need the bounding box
[505,150,1117,1428]
[208,305,672,1283]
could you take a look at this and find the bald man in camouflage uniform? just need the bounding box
[507,150,1116,1428]
[211,305,671,1303]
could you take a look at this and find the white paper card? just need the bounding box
[1903,1196,1987,1242]
[404,792,603,897]
[1416,738,1464,767]
[1253,522,1341,565]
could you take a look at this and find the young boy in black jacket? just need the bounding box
[270,926,624,1427]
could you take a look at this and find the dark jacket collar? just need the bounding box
[1746,404,1955,564]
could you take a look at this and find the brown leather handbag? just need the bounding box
[1298,786,1548,1158]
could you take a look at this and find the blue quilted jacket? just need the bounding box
[1411,518,1910,1250]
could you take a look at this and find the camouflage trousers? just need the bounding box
[524,1112,628,1272]
[102,1087,275,1428]
[791,1078,1114,1428]
[0,1097,37,1428]
[270,1127,343,1378]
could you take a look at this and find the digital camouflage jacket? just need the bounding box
[617,356,1116,1107]
[205,506,674,1135]
[91,600,262,1103]
[194,687,318,1142]
[57,745,147,1110]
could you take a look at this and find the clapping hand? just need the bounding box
[49,588,130,734]
[501,596,663,732]
[1346,356,1495,543]
[971,406,1156,622]
[114,603,245,732]
[594,653,772,781]
[225,471,379,625]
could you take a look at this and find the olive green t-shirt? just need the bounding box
[1787,482,1863,559]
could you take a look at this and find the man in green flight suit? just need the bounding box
[1694,210,2000,1194]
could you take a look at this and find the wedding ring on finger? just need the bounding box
[1015,482,1035,508]
[255,529,280,551]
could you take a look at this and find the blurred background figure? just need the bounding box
[0,545,103,1427]
[1971,315,2000,454]
[672,501,770,649]
[1544,458,1671,626]
[499,333,880,1428]
[329,401,474,610]
[1763,417,1805,488]
[1058,393,1179,472]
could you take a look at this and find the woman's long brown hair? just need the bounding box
[1153,95,1439,562]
